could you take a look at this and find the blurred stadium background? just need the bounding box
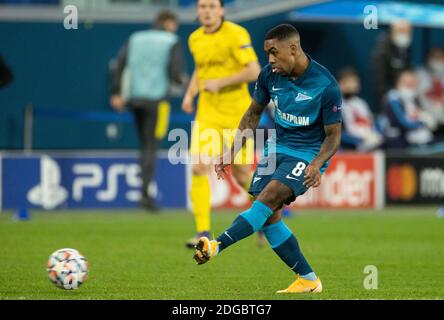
[0,0,444,299]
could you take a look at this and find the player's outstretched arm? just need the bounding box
[110,43,128,112]
[304,123,342,188]
[182,70,198,113]
[215,100,266,179]
[204,61,260,93]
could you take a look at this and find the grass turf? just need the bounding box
[0,207,443,300]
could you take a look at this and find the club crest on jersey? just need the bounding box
[295,92,313,102]
[333,105,342,112]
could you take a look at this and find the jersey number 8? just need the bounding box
[291,162,307,177]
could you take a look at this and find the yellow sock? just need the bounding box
[190,175,211,233]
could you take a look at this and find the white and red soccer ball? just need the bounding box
[47,248,88,290]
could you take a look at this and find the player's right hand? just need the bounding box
[215,163,229,180]
[214,154,231,180]
[182,95,194,114]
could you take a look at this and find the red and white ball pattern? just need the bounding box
[47,248,88,290]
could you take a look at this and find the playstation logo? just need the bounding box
[27,155,68,210]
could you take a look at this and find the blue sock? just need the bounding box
[216,201,273,252]
[262,220,316,279]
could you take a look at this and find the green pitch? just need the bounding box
[0,207,443,300]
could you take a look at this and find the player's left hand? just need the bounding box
[204,79,223,93]
[303,164,321,189]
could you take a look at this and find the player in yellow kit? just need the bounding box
[182,0,261,247]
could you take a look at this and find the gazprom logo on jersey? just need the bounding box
[276,107,310,126]
[1,153,186,209]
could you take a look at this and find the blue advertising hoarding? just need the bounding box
[0,152,187,210]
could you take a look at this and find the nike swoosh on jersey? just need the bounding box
[272,86,284,91]
[253,177,262,184]
[286,175,300,181]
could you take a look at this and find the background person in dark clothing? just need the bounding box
[0,54,13,89]
[372,20,413,115]
[110,10,187,211]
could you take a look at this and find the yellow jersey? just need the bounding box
[189,21,258,128]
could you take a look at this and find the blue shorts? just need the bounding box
[248,153,309,205]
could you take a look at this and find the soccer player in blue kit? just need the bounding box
[193,24,342,293]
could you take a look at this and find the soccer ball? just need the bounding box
[47,248,89,290]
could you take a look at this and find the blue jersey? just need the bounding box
[253,57,342,172]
